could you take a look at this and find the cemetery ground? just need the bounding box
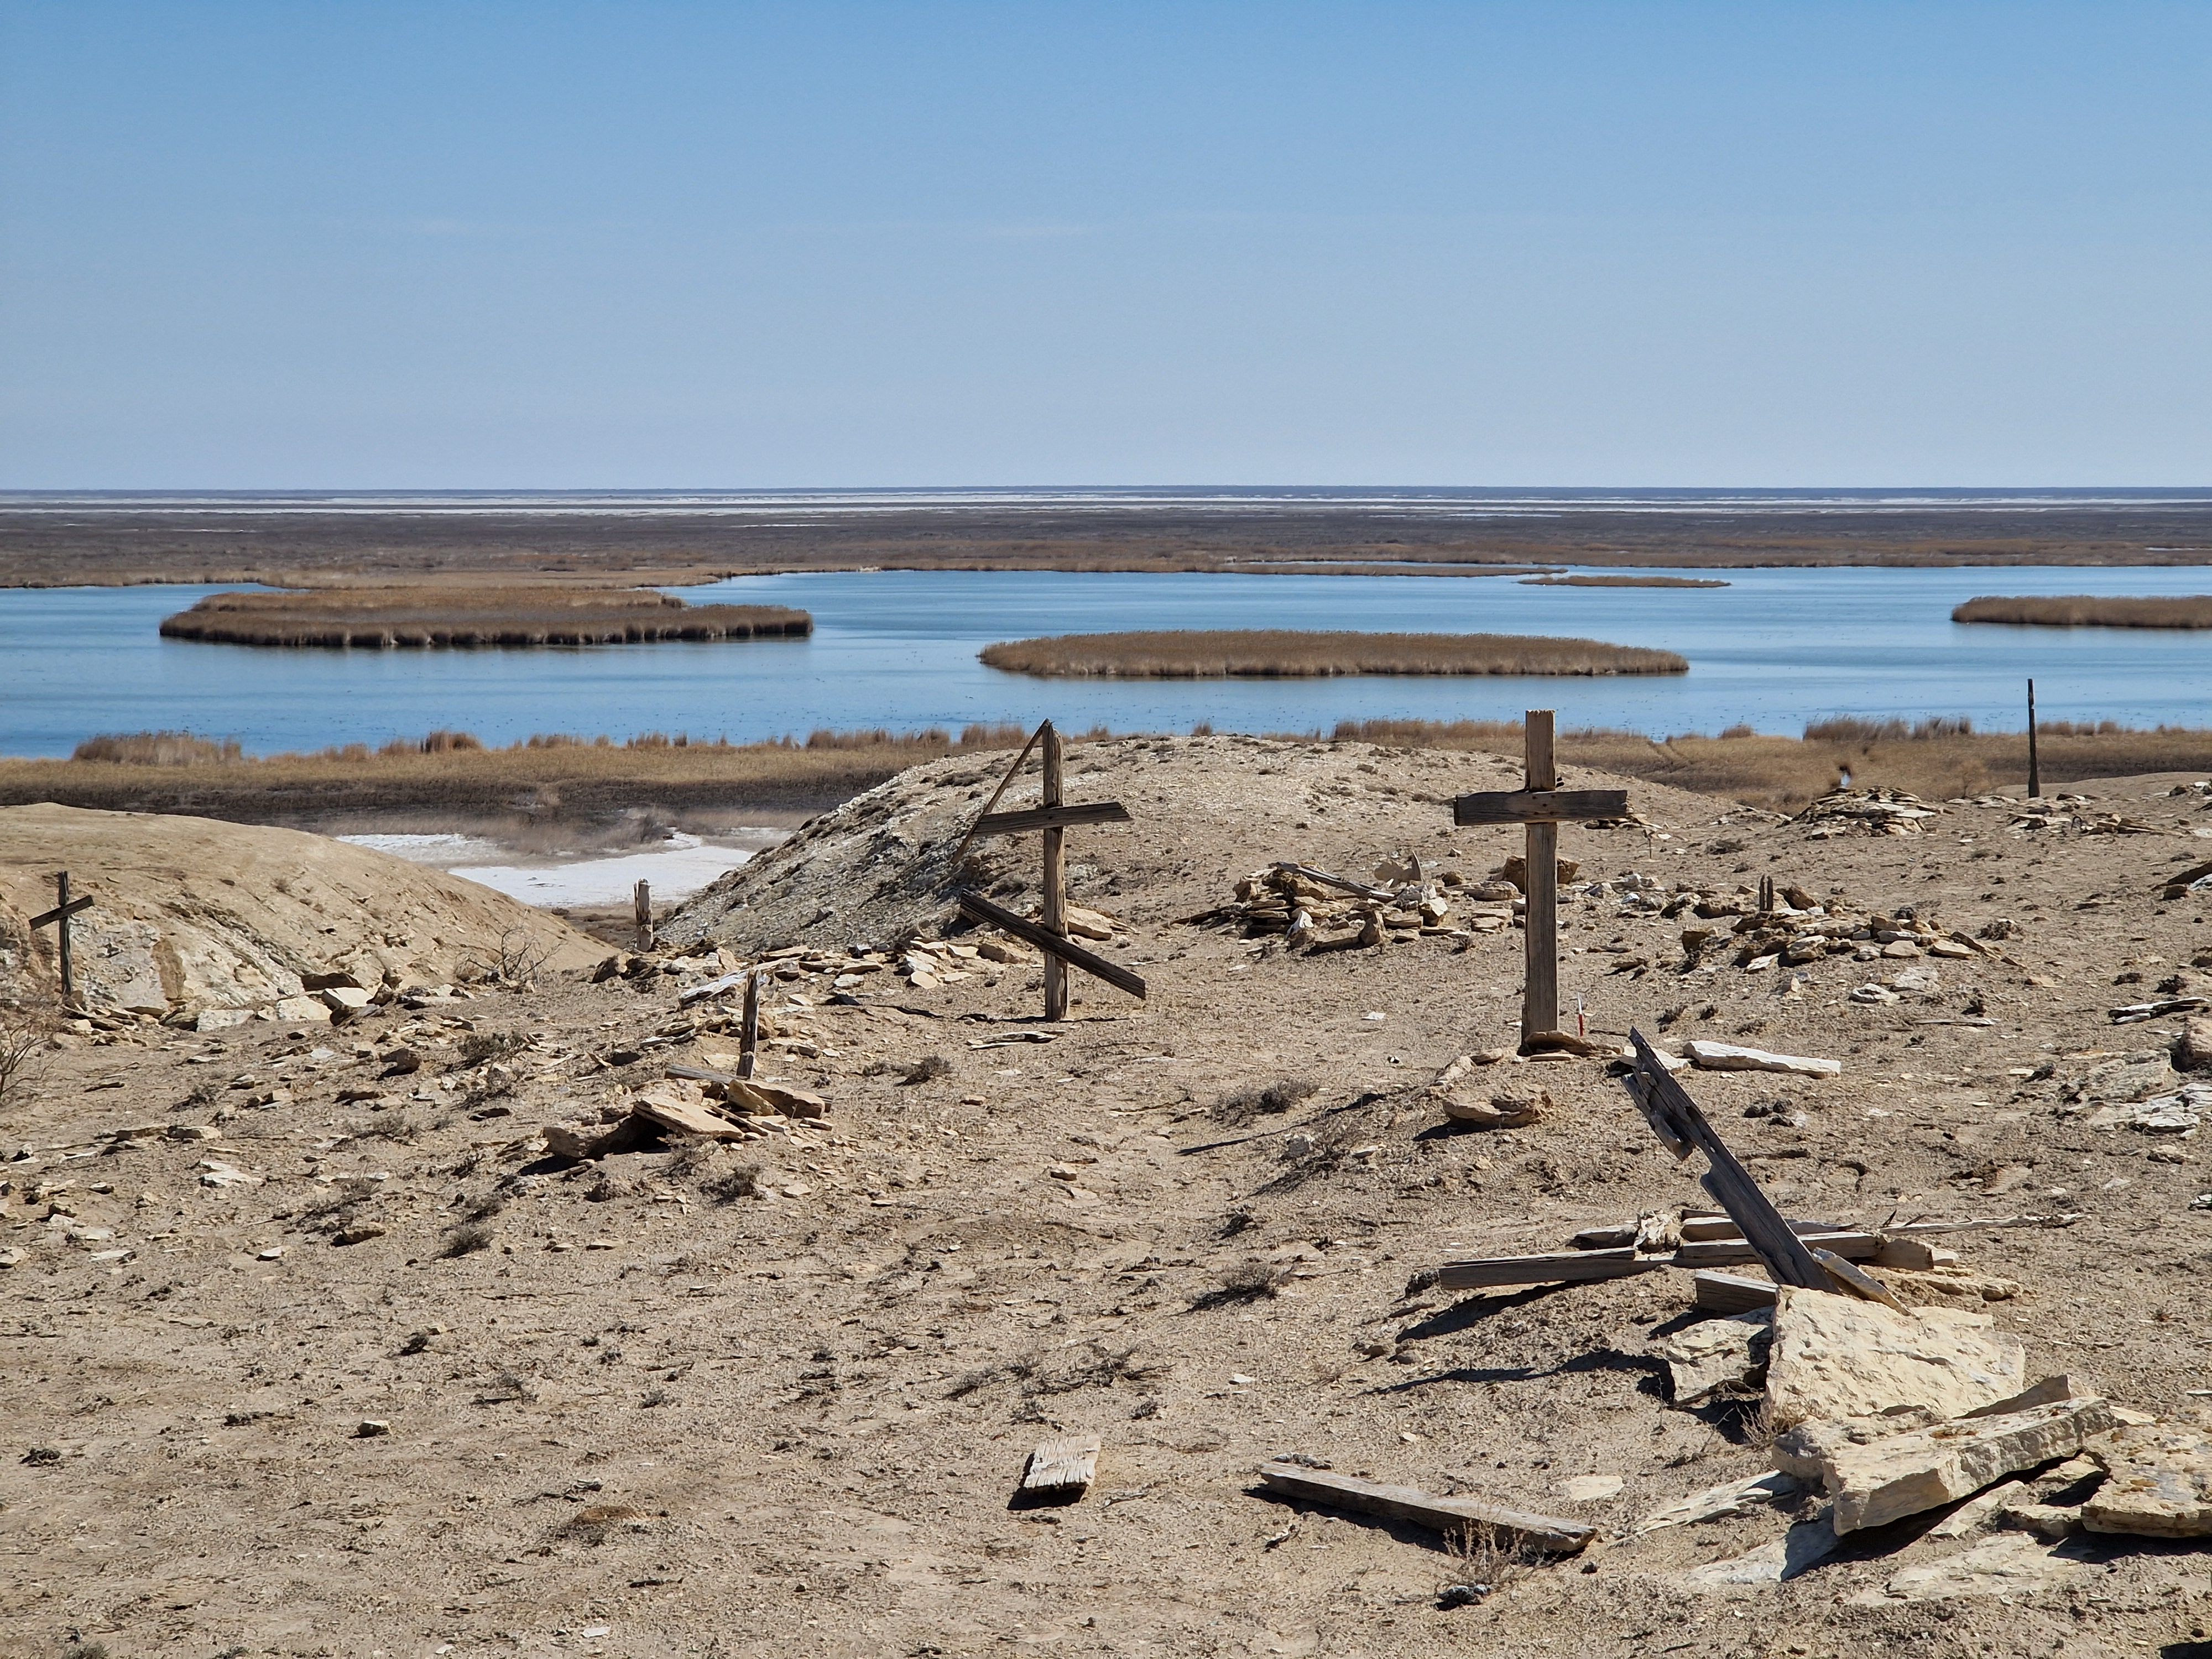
[4,734,2212,1657]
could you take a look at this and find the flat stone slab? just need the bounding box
[1684,1040,1841,1077]
[1653,1311,1771,1405]
[1859,1534,2086,1603]
[2083,1422,2212,1537]
[1823,1396,2116,1533]
[1765,1286,2027,1432]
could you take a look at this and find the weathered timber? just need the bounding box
[29,870,89,1005]
[1572,1214,1849,1249]
[956,889,1147,999]
[1438,1233,1880,1292]
[633,878,653,951]
[1041,723,1068,1021]
[973,801,1131,838]
[1523,712,1561,1041]
[1694,1270,1779,1314]
[738,969,760,1079]
[946,718,1050,867]
[1255,1463,1594,1554]
[1453,787,1630,827]
[1269,862,1395,902]
[1021,1436,1100,1496]
[1621,1030,1835,1293]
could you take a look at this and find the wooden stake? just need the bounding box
[1041,722,1067,1021]
[2026,678,2041,800]
[738,970,760,1080]
[633,879,653,951]
[1522,711,1559,1045]
[55,871,74,1006]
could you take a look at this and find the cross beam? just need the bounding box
[28,870,91,1007]
[1449,712,1625,1047]
[953,721,1134,1020]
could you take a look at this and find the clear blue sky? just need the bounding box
[2,2,2207,488]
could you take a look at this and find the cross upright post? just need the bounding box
[29,870,94,1010]
[1041,723,1068,1021]
[1452,711,1627,1051]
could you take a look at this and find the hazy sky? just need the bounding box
[3,2,2208,488]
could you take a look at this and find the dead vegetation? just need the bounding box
[1518,574,1730,588]
[980,629,1688,679]
[1953,594,2212,629]
[158,586,812,649]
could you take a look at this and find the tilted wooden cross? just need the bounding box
[1452,711,1626,1047]
[29,870,94,1008]
[949,719,1145,1020]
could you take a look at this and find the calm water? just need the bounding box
[3,566,2210,757]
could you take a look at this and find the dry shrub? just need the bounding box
[0,1003,55,1107]
[1803,715,1973,741]
[438,1222,495,1259]
[1211,1076,1318,1128]
[1190,1259,1291,1310]
[981,630,1687,679]
[556,1503,643,1545]
[701,1163,762,1204]
[70,730,242,765]
[1954,594,2212,629]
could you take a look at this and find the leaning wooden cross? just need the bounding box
[950,720,1145,1020]
[29,870,93,1008]
[1452,709,1626,1048]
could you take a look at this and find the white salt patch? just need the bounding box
[451,836,755,907]
[338,832,502,862]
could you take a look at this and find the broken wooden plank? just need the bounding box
[1269,861,1395,902]
[665,1063,828,1119]
[1255,1462,1594,1554]
[1621,1031,1836,1293]
[946,718,1050,867]
[631,1092,752,1141]
[1439,1233,1880,1292]
[1572,1214,1849,1250]
[677,971,750,1007]
[1693,1270,1778,1314]
[1021,1436,1100,1497]
[973,801,1132,838]
[1452,787,1630,827]
[956,889,1147,999]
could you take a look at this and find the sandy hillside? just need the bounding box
[2,737,2210,1658]
[0,804,603,1017]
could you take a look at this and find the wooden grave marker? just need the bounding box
[952,720,1143,1019]
[1451,710,1626,1048]
[29,870,93,1008]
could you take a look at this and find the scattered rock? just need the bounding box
[1634,1470,1798,1533]
[1684,1040,1841,1078]
[1822,1394,2115,1533]
[354,1419,392,1438]
[1862,1534,2084,1603]
[1653,1311,1771,1406]
[1556,1474,1624,1501]
[1442,1090,1547,1129]
[331,1224,387,1247]
[1679,1516,1841,1590]
[197,1160,262,1189]
[2082,1421,2212,1537]
[1764,1286,2027,1432]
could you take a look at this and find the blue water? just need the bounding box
[2,566,2210,757]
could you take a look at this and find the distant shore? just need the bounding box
[6,492,2212,586]
[1953,594,2212,629]
[978,629,1687,678]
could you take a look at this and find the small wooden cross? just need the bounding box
[29,870,94,1008]
[1452,711,1627,1047]
[950,720,1144,1019]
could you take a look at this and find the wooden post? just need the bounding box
[1522,711,1559,1045]
[1040,723,1068,1021]
[738,970,760,1079]
[633,879,653,951]
[2026,679,2041,800]
[54,871,74,1006]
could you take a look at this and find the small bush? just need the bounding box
[701,1164,762,1203]
[439,1222,495,1259]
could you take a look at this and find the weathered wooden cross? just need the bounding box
[29,870,93,1008]
[1452,711,1626,1047]
[950,719,1146,1020]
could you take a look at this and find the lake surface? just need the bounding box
[3,565,2210,757]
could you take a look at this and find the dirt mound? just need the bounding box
[0,804,601,1016]
[664,733,1726,955]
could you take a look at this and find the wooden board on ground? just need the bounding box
[1255,1463,1594,1554]
[1438,1233,1880,1292]
[1021,1436,1100,1497]
[956,889,1147,999]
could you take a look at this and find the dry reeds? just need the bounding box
[1952,595,2212,629]
[159,586,812,649]
[979,630,1687,679]
[70,731,244,765]
[1518,575,1730,589]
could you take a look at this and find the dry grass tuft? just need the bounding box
[70,731,244,765]
[1953,594,2212,629]
[160,586,812,649]
[980,630,1687,679]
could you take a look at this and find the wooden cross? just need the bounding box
[29,870,93,1008]
[1452,711,1626,1047]
[951,720,1144,1019]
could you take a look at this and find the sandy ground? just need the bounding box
[4,737,2211,1658]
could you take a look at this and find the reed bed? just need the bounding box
[1517,575,1730,588]
[979,630,1687,679]
[159,586,812,649]
[1952,595,2212,629]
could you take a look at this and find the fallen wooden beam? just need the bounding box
[1269,861,1395,902]
[973,801,1131,838]
[1571,1214,1849,1250]
[1439,1233,1881,1292]
[955,890,1147,999]
[1255,1463,1594,1554]
[1453,787,1629,827]
[1020,1436,1100,1498]
[1692,1270,1777,1314]
[1621,1031,1836,1293]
